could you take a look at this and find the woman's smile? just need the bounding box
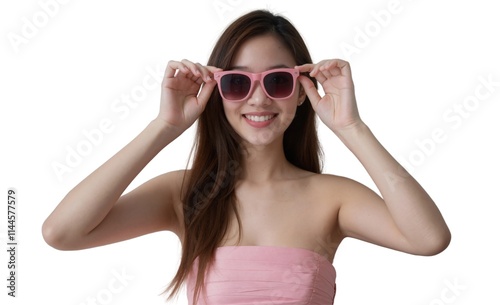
[242,112,278,128]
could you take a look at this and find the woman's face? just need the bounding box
[221,34,305,147]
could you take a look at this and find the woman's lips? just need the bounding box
[242,113,278,128]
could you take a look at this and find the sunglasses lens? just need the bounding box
[263,72,294,98]
[220,74,251,100]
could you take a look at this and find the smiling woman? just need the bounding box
[42,9,451,305]
[216,35,307,146]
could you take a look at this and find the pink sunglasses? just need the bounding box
[213,68,300,102]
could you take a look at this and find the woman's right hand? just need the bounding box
[158,59,221,133]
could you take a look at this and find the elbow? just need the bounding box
[41,220,62,250]
[415,229,452,256]
[42,220,75,251]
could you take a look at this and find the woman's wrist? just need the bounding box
[148,117,185,147]
[333,120,370,145]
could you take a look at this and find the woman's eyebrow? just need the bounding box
[268,64,291,69]
[228,64,291,71]
[227,66,247,71]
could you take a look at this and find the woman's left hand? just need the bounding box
[296,59,362,133]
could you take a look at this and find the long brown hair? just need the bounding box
[164,9,322,304]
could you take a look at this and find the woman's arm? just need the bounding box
[42,60,220,250]
[297,59,451,255]
[334,122,450,255]
[42,119,181,250]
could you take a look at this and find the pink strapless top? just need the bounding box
[186,246,336,305]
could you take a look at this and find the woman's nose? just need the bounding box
[247,82,271,106]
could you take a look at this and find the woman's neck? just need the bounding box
[239,140,294,183]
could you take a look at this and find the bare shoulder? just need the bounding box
[305,172,379,222]
[298,172,359,219]
[294,172,372,255]
[307,172,369,199]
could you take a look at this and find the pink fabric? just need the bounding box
[187,246,336,305]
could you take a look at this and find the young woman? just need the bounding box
[42,10,451,305]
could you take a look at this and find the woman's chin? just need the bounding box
[240,132,282,149]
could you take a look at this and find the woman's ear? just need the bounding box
[298,84,307,106]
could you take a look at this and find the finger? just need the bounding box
[164,60,188,78]
[323,59,352,77]
[296,63,329,83]
[295,61,329,84]
[206,66,223,73]
[181,60,222,82]
[318,65,334,79]
[193,62,218,82]
[164,60,190,81]
[191,62,209,82]
[309,60,329,77]
[163,61,189,88]
[298,75,322,107]
[317,59,352,82]
[207,65,223,73]
[337,60,352,77]
[193,65,223,83]
[296,63,325,81]
[322,59,355,89]
[312,70,328,83]
[206,66,223,81]
[181,59,205,79]
[295,63,316,73]
[190,74,203,85]
[197,79,218,108]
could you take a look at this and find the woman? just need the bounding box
[42,10,451,305]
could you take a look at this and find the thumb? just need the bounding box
[197,79,218,109]
[298,76,321,108]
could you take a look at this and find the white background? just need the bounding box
[1,0,499,304]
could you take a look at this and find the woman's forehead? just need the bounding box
[231,34,296,71]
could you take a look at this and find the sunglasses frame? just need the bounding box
[213,68,300,102]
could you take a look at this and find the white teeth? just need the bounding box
[244,114,275,122]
